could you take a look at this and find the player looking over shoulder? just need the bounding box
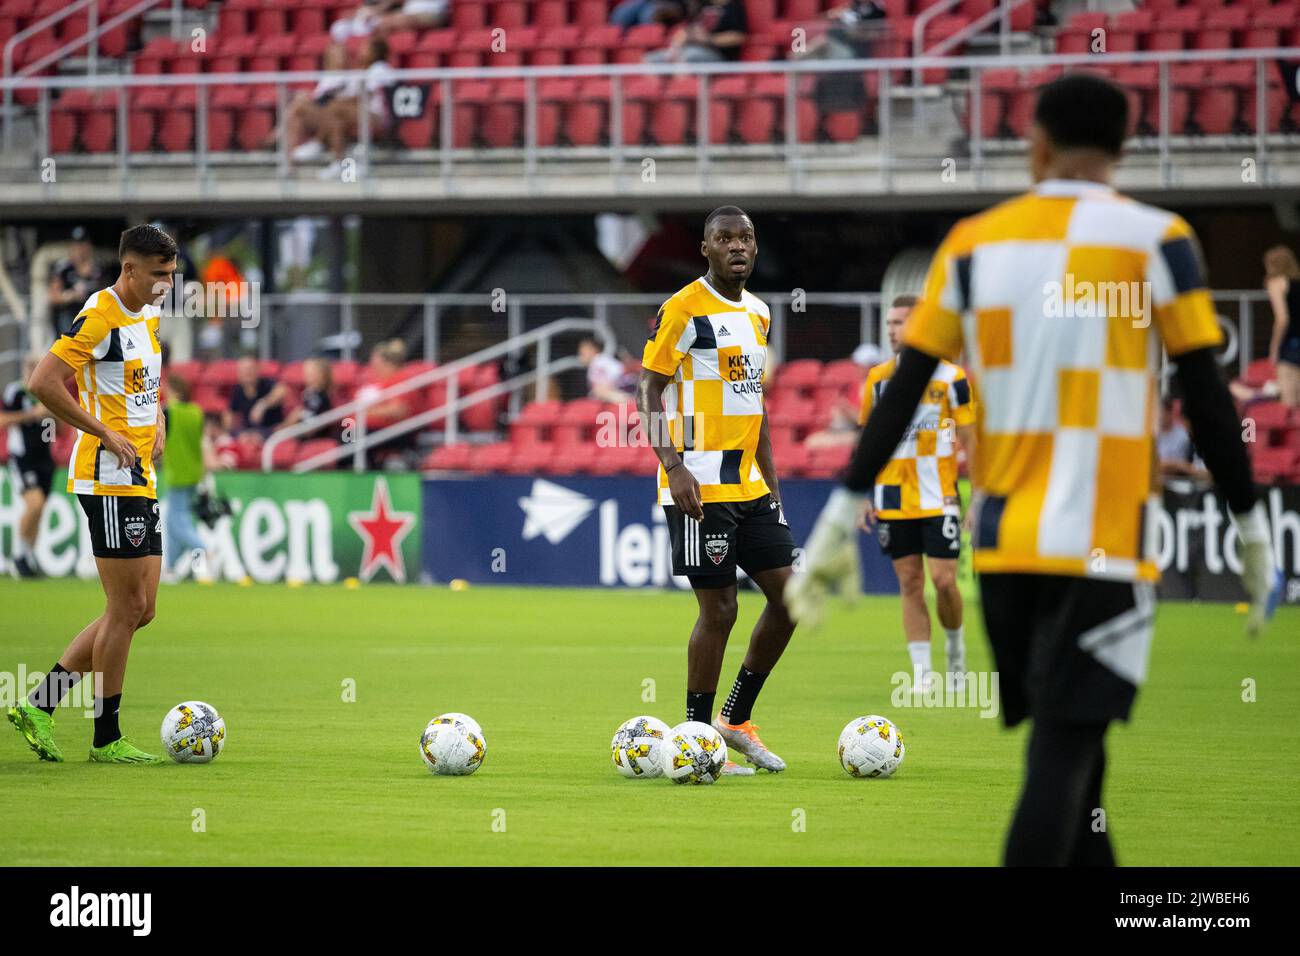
[637,206,797,775]
[790,75,1281,863]
[859,294,976,693]
[6,223,177,765]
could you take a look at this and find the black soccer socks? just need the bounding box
[28,663,79,715]
[720,666,768,726]
[686,691,715,724]
[93,693,123,748]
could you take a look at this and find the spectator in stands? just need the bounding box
[161,376,212,583]
[279,357,336,439]
[47,226,108,339]
[1264,244,1300,409]
[1229,376,1280,405]
[356,339,417,466]
[795,0,886,61]
[313,38,397,180]
[224,354,286,437]
[1157,396,1209,482]
[330,0,449,44]
[644,0,748,63]
[610,0,687,29]
[281,42,352,161]
[579,337,635,403]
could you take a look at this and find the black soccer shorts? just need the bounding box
[979,573,1156,728]
[876,514,961,560]
[9,457,53,497]
[78,494,163,559]
[664,493,796,589]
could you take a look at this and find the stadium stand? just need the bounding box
[6,0,1299,157]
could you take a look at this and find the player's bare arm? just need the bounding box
[27,352,135,468]
[957,423,976,531]
[636,366,702,521]
[754,409,780,506]
[152,402,166,461]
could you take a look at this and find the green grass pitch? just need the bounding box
[1,578,1296,866]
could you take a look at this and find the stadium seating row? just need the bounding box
[969,62,1298,139]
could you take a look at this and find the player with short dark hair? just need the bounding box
[791,73,1280,863]
[637,206,797,774]
[2,354,53,578]
[7,223,178,764]
[858,295,976,692]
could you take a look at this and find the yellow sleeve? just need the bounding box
[1148,216,1222,357]
[48,309,110,374]
[642,299,695,376]
[949,365,975,427]
[903,222,970,361]
[857,370,877,426]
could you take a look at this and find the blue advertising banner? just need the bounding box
[421,476,903,592]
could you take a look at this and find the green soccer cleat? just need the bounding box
[88,737,164,765]
[7,699,63,762]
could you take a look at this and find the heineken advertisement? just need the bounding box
[0,469,421,585]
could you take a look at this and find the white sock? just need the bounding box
[945,626,965,666]
[907,641,931,686]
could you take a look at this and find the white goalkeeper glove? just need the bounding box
[784,487,865,629]
[1232,502,1281,638]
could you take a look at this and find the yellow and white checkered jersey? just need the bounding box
[642,277,772,505]
[49,287,163,498]
[903,179,1223,583]
[858,356,974,520]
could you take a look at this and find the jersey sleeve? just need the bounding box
[1147,216,1223,357]
[903,222,970,361]
[857,369,878,426]
[642,299,696,376]
[949,365,975,427]
[48,309,110,374]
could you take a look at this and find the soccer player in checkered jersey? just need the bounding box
[637,206,798,775]
[791,75,1281,863]
[858,294,976,694]
[7,224,177,764]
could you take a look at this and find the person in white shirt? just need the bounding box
[579,338,634,403]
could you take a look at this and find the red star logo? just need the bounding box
[347,477,416,582]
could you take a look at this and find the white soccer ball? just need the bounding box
[611,715,672,778]
[661,720,728,785]
[161,700,226,764]
[420,712,487,776]
[838,715,905,779]
[436,711,483,738]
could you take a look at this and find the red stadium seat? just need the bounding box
[533,0,570,30]
[468,442,514,473]
[423,443,473,471]
[1243,358,1276,389]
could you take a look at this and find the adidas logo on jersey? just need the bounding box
[717,324,730,336]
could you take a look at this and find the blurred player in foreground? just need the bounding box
[789,75,1280,864]
[859,295,976,693]
[7,224,177,764]
[638,206,797,775]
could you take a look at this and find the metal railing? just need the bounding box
[261,317,605,472]
[2,47,1298,198]
[2,0,173,154]
[234,291,885,370]
[252,288,1274,473]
